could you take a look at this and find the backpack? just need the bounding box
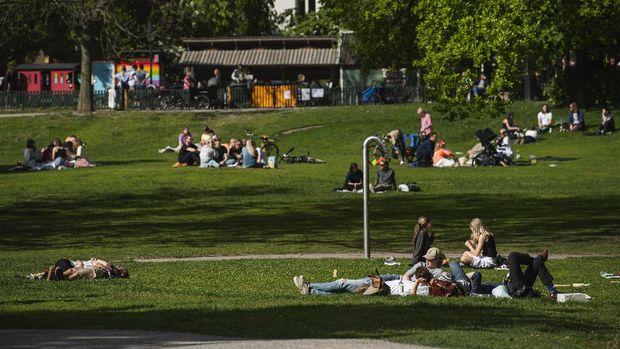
[398,182,421,192]
[429,279,465,297]
[361,269,391,296]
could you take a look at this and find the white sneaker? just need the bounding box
[158,148,166,154]
[293,275,309,294]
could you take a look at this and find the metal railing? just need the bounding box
[0,85,422,111]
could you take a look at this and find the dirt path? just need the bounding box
[0,329,439,349]
[134,252,614,263]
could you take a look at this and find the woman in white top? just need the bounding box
[199,138,219,168]
[537,103,553,133]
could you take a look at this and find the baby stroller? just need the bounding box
[472,128,500,166]
[360,81,385,104]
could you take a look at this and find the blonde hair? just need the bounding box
[469,218,493,240]
[246,139,257,157]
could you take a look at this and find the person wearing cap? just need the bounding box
[432,139,458,167]
[403,247,452,283]
[403,247,482,294]
[372,158,396,192]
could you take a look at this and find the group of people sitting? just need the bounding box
[10,135,94,172]
[159,126,266,169]
[408,103,615,169]
[29,257,128,281]
[293,216,559,299]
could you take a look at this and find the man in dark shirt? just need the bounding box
[413,132,437,167]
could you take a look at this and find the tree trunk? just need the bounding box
[76,41,93,114]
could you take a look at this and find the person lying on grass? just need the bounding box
[293,247,451,296]
[27,258,128,281]
[460,218,499,269]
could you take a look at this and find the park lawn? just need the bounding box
[0,256,619,349]
[0,102,618,258]
[0,102,619,348]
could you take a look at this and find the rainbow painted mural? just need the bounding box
[116,61,160,87]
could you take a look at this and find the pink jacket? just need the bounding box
[420,113,433,136]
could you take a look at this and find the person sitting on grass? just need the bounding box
[502,112,522,139]
[173,135,199,167]
[372,158,396,192]
[342,162,363,191]
[567,102,585,131]
[199,138,219,168]
[22,139,41,169]
[460,218,498,269]
[411,216,434,265]
[433,139,458,167]
[200,125,215,147]
[212,136,228,167]
[496,129,513,166]
[159,127,191,153]
[242,139,263,168]
[225,138,243,167]
[537,103,553,133]
[412,132,437,167]
[599,107,615,135]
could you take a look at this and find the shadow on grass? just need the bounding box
[1,182,619,252]
[0,301,611,344]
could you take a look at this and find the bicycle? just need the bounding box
[280,147,326,164]
[368,134,396,165]
[244,130,280,160]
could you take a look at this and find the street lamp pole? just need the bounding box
[362,135,380,259]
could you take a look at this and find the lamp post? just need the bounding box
[362,135,381,259]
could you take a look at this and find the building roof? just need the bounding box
[16,63,79,71]
[179,48,338,67]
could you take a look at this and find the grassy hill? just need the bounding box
[0,102,618,258]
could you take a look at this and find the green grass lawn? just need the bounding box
[0,102,619,348]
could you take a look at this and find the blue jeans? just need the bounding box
[449,261,471,294]
[310,274,400,295]
[200,159,219,168]
[470,272,501,294]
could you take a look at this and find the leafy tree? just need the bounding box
[415,0,563,119]
[279,7,340,36]
[190,0,276,36]
[321,0,419,70]
[48,0,193,114]
[0,1,76,82]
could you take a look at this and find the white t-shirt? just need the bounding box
[525,129,538,139]
[385,279,430,296]
[537,112,552,127]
